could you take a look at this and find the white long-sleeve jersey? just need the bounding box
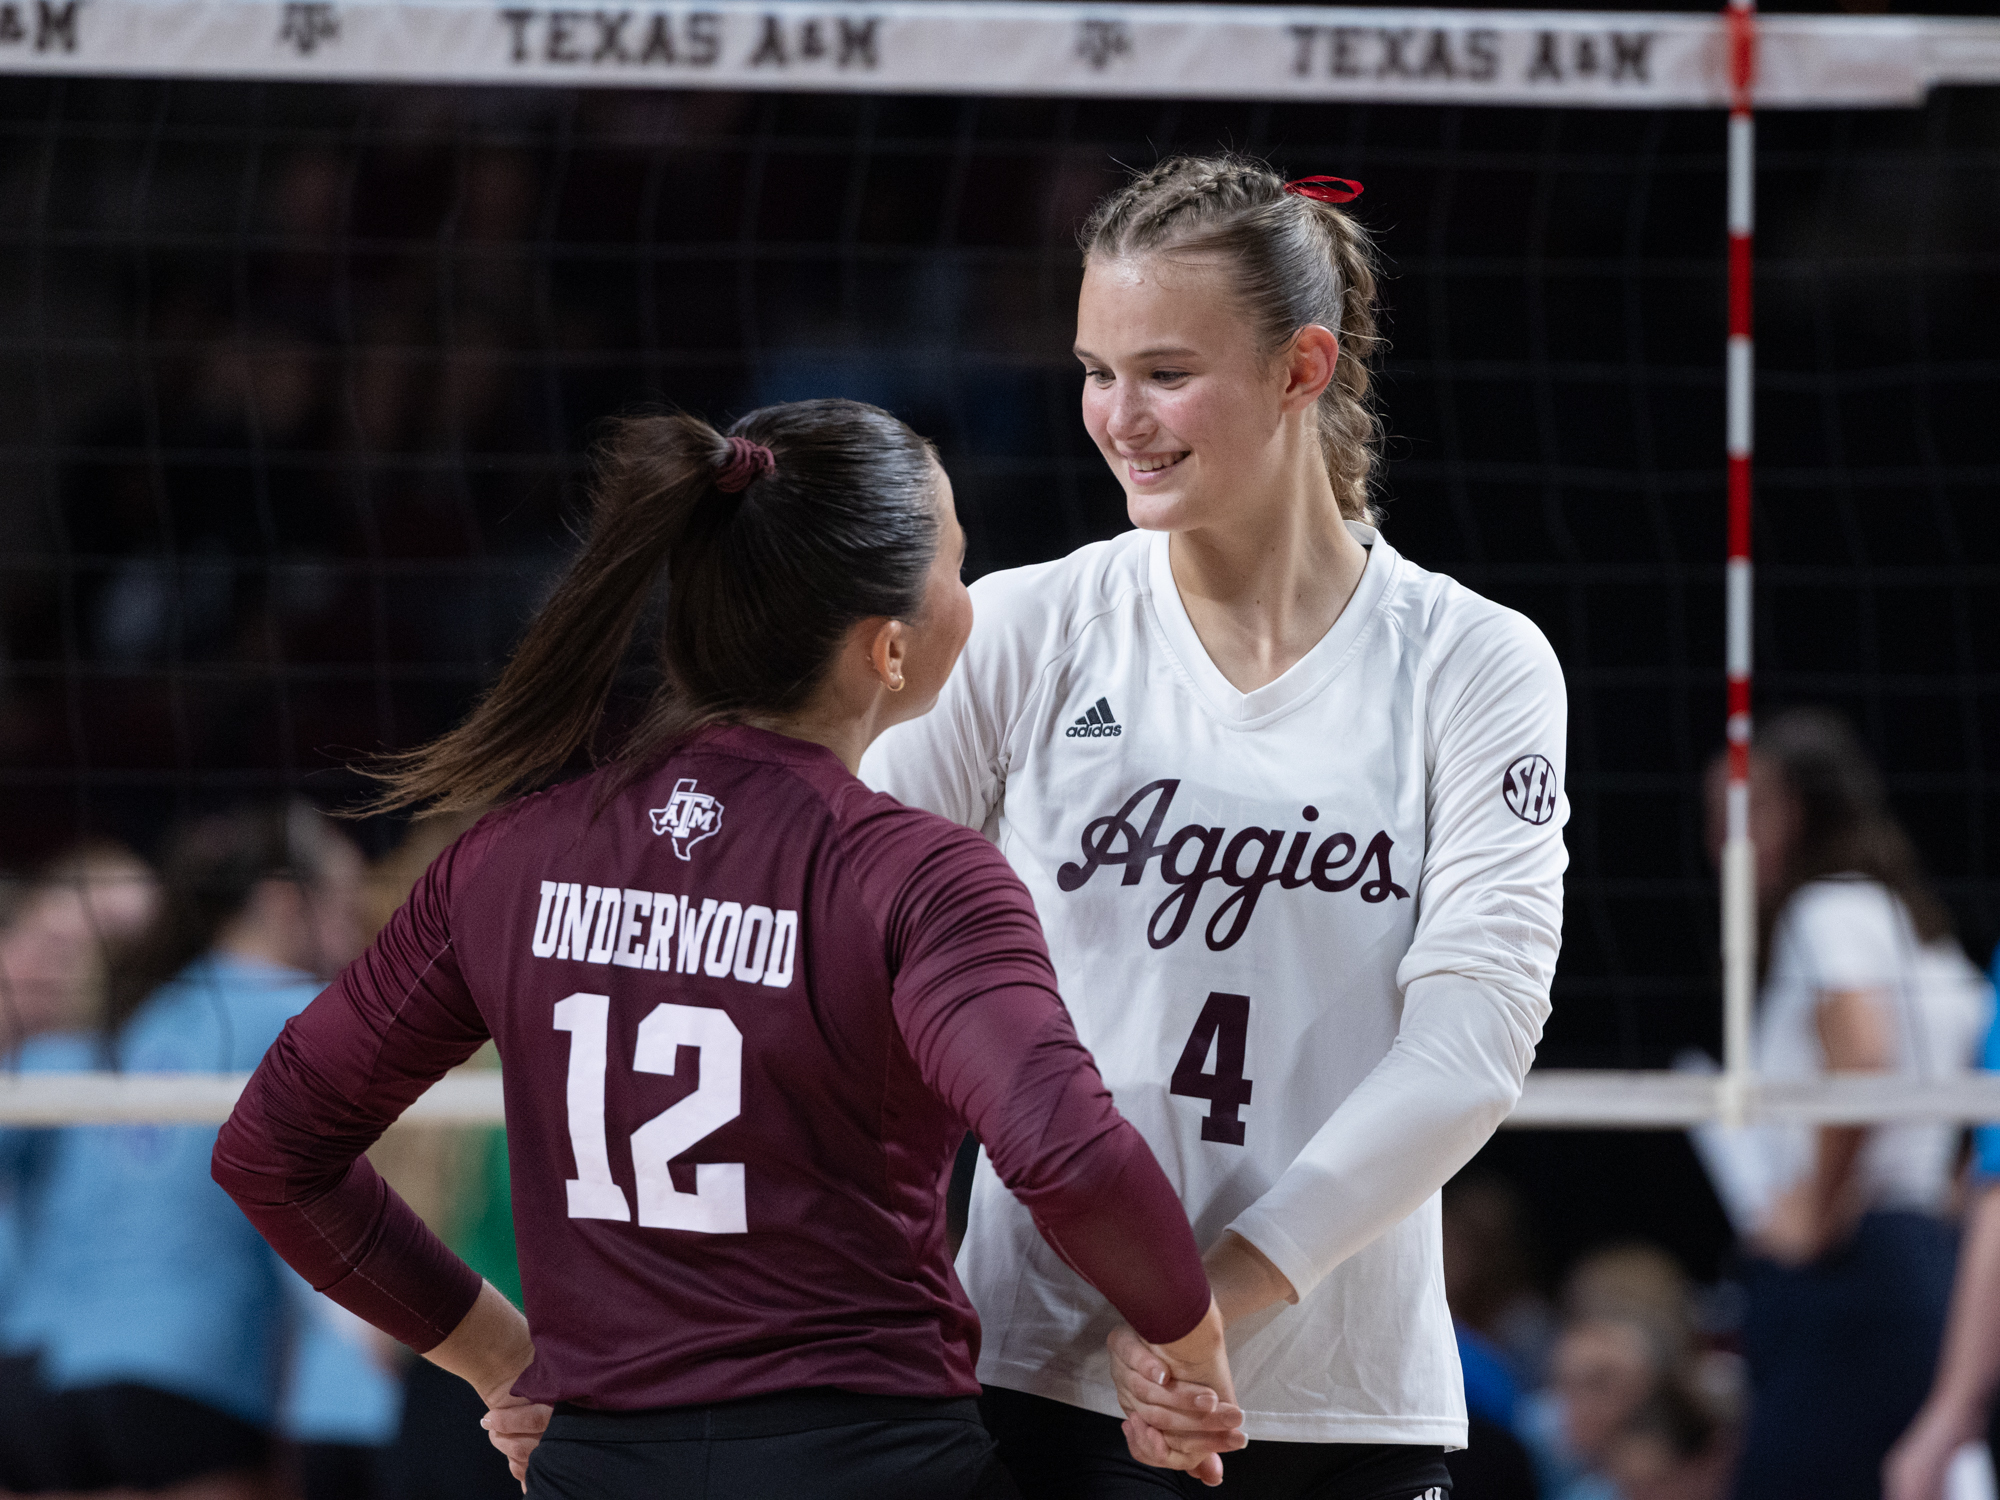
[861,521,1568,1446]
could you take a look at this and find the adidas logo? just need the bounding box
[1065,696,1123,740]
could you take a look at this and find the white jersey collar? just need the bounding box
[1144,520,1399,728]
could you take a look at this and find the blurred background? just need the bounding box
[0,33,1997,1500]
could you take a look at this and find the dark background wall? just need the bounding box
[3,76,1995,1283]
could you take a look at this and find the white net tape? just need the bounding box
[0,0,1995,109]
[8,1069,2000,1127]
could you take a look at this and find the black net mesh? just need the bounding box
[3,78,1997,1069]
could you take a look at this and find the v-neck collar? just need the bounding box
[1143,520,1398,728]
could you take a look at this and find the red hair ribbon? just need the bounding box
[1283,176,1364,205]
[715,435,776,493]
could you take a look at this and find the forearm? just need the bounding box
[903,946,1212,1346]
[1204,1231,1296,1326]
[1925,1183,2000,1423]
[212,984,488,1349]
[1226,971,1539,1299]
[1797,987,1893,1254]
[426,1279,536,1406]
[1809,1123,1869,1239]
[216,1112,485,1349]
[1025,1114,1213,1345]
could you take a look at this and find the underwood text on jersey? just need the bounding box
[529,879,797,988]
[1055,778,1410,951]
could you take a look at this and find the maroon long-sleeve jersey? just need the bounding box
[214,724,1209,1410]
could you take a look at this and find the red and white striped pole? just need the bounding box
[1721,0,1757,1126]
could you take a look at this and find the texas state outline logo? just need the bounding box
[649,778,725,859]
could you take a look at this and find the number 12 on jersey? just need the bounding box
[1170,991,1254,1145]
[553,992,747,1234]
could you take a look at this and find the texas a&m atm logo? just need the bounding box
[649,778,724,859]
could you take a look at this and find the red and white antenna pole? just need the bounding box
[1721,0,1757,1127]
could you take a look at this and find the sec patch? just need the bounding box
[1502,754,1559,825]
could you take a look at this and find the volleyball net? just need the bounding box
[2,1,1999,1128]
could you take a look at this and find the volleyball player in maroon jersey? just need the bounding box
[212,400,1244,1498]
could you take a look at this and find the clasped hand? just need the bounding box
[1107,1299,1247,1488]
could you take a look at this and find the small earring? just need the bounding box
[888,673,905,691]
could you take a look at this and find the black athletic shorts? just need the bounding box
[525,1386,1020,1500]
[979,1385,1453,1500]
[0,1353,271,1493]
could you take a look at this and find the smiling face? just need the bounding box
[1076,252,1329,537]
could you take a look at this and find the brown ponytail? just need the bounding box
[364,399,938,815]
[1079,152,1386,524]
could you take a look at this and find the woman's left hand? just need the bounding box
[480,1393,553,1488]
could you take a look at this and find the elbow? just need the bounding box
[1435,1042,1523,1135]
[210,1113,312,1214]
[209,1127,268,1209]
[1476,1070,1523,1131]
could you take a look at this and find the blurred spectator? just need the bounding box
[1694,708,1990,1500]
[1445,1171,1557,1385]
[281,1287,404,1500]
[1528,1313,1670,1499]
[1885,941,2000,1500]
[0,843,162,1386]
[1518,1243,1744,1500]
[1443,1172,1546,1499]
[1602,1378,1737,1500]
[0,802,398,1499]
[0,841,159,1047]
[1563,1244,1696,1365]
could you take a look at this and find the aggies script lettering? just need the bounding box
[1057,779,1409,952]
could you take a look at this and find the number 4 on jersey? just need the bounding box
[1170,991,1254,1145]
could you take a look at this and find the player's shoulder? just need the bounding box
[1784,875,1900,933]
[1377,536,1562,688]
[830,778,1012,879]
[965,530,1151,654]
[441,774,592,867]
[1773,877,1909,989]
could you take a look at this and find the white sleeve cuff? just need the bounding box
[1225,1202,1324,1303]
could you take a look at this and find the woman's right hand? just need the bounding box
[1107,1298,1246,1486]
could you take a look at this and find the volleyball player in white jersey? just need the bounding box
[862,154,1569,1497]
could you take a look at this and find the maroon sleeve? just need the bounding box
[212,831,493,1352]
[856,805,1212,1346]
